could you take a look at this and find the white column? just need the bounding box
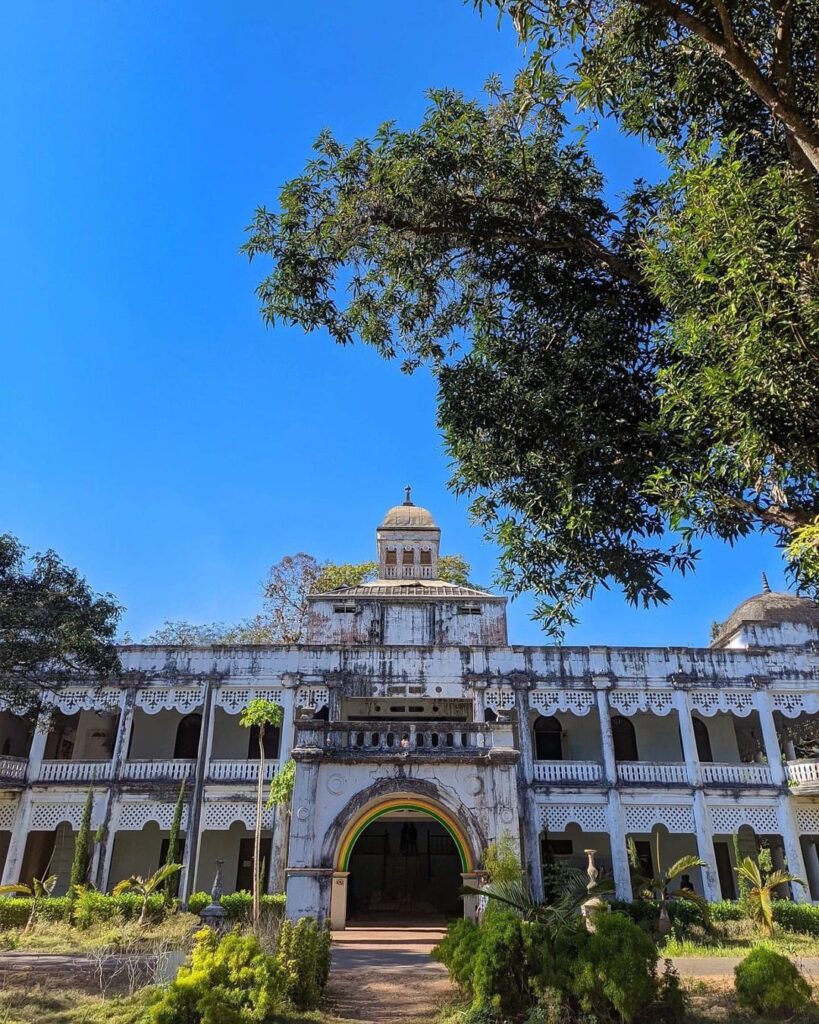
[754,690,786,785]
[513,682,543,899]
[269,681,297,893]
[2,714,50,884]
[186,687,217,899]
[472,681,486,724]
[595,684,632,900]
[674,689,720,902]
[98,801,121,892]
[801,837,819,901]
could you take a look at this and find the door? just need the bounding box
[714,841,736,899]
[236,836,272,893]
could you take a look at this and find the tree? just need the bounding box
[239,698,284,930]
[112,864,182,927]
[143,551,474,645]
[734,856,804,937]
[0,534,121,711]
[243,0,819,634]
[627,836,708,934]
[163,779,186,902]
[69,787,94,897]
[0,874,58,933]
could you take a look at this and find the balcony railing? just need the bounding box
[120,759,196,782]
[700,762,773,786]
[618,762,689,785]
[207,760,279,783]
[785,760,819,787]
[533,760,603,784]
[37,760,112,783]
[0,756,28,784]
[295,720,497,755]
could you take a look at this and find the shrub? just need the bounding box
[709,900,745,923]
[0,896,71,928]
[772,899,819,936]
[570,912,659,1023]
[612,898,706,938]
[734,947,813,1018]
[150,927,285,1024]
[470,910,531,1015]
[276,917,331,1010]
[432,918,481,994]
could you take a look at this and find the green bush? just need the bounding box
[432,918,482,994]
[709,900,745,923]
[612,898,706,938]
[771,899,819,936]
[470,910,532,1016]
[0,896,71,928]
[570,912,660,1023]
[276,917,331,1010]
[734,947,813,1018]
[150,927,285,1024]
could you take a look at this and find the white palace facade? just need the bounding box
[3,497,819,925]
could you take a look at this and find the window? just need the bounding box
[174,713,202,759]
[333,603,356,614]
[533,716,563,760]
[402,548,415,565]
[611,715,638,761]
[693,717,714,762]
[419,549,432,566]
[385,548,397,566]
[457,605,481,615]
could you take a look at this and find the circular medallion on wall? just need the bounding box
[327,773,346,795]
[499,805,514,825]
[466,775,483,796]
[296,805,310,821]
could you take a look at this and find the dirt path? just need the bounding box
[328,927,453,1023]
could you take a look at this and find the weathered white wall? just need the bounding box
[195,822,268,894]
[696,714,741,762]
[210,710,252,760]
[108,822,166,883]
[128,710,191,759]
[630,712,684,761]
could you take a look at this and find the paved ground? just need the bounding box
[328,927,452,1023]
[671,955,819,979]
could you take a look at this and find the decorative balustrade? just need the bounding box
[120,759,196,782]
[0,756,28,783]
[37,760,112,783]
[207,760,280,783]
[533,760,603,784]
[785,760,819,787]
[699,762,774,786]
[618,762,689,785]
[294,720,496,755]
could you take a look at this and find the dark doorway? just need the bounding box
[533,716,562,760]
[247,723,280,760]
[347,816,462,922]
[236,836,272,892]
[714,841,736,899]
[612,716,638,761]
[693,718,714,762]
[174,713,202,759]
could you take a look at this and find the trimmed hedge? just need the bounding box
[612,898,706,937]
[711,899,819,935]
[0,890,286,930]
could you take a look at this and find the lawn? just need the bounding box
[0,914,200,956]
[663,918,819,959]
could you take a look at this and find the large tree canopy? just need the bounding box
[0,534,121,711]
[243,0,819,633]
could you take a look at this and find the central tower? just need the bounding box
[376,486,441,580]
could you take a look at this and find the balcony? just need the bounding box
[293,721,514,763]
[207,760,280,783]
[699,762,774,786]
[618,762,689,786]
[37,760,112,783]
[785,760,819,793]
[0,756,28,785]
[533,760,603,784]
[120,759,196,782]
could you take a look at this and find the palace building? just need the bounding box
[3,495,819,925]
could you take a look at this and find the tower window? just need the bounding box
[402,548,415,565]
[457,605,481,615]
[419,549,432,566]
[333,603,356,614]
[385,548,397,566]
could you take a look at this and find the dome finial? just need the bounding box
[761,571,772,594]
[404,484,413,505]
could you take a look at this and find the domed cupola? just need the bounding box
[710,573,819,649]
[377,486,441,580]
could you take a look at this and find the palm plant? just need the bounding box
[113,863,181,926]
[0,874,58,933]
[734,856,804,937]
[628,835,709,935]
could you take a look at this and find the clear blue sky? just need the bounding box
[0,1,785,647]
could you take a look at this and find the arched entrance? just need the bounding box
[330,796,479,928]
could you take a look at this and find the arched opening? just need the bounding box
[334,798,474,926]
[246,722,280,760]
[693,717,713,762]
[612,715,638,761]
[533,716,562,760]
[173,713,202,759]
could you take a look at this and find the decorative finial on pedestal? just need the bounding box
[199,859,228,932]
[404,484,413,505]
[761,572,772,594]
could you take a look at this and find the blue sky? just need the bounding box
[0,1,786,646]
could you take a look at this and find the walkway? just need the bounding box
[329,927,452,1023]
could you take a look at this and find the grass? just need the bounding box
[663,918,819,959]
[681,977,819,1024]
[0,914,199,955]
